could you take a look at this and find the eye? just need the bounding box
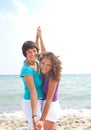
[47,64,50,67]
[41,61,45,65]
[33,49,37,53]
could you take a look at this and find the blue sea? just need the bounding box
[0,74,91,113]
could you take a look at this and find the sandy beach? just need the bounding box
[0,109,91,130]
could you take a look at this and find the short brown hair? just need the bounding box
[22,41,39,57]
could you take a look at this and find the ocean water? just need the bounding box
[0,74,91,113]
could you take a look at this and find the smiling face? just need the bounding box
[26,48,38,63]
[40,57,52,75]
[22,41,39,64]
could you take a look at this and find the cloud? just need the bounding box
[12,0,28,15]
[0,0,29,27]
[0,12,3,18]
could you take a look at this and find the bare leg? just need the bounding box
[44,120,55,130]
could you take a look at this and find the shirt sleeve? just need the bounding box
[20,66,33,77]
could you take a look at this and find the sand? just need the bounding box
[0,109,91,130]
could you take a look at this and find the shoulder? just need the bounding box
[49,77,58,86]
[20,63,33,77]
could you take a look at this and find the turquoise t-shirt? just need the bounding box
[20,60,43,100]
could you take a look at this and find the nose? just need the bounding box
[32,52,35,55]
[43,65,47,70]
[30,50,35,56]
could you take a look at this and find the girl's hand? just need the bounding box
[35,120,44,130]
[32,117,38,129]
[37,26,42,38]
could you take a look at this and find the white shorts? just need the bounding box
[22,99,43,130]
[42,100,61,122]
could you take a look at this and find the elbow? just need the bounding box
[46,96,53,102]
[31,91,38,99]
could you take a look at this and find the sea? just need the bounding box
[0,74,91,113]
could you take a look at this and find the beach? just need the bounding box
[0,74,91,130]
[0,109,91,130]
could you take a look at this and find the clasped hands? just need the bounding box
[33,119,44,130]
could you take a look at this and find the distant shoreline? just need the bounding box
[0,73,91,76]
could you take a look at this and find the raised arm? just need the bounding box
[35,27,40,50]
[35,26,46,53]
[38,26,46,52]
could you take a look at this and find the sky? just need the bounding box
[0,0,91,75]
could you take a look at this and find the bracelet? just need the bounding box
[32,115,37,119]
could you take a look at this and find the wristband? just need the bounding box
[32,115,37,119]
